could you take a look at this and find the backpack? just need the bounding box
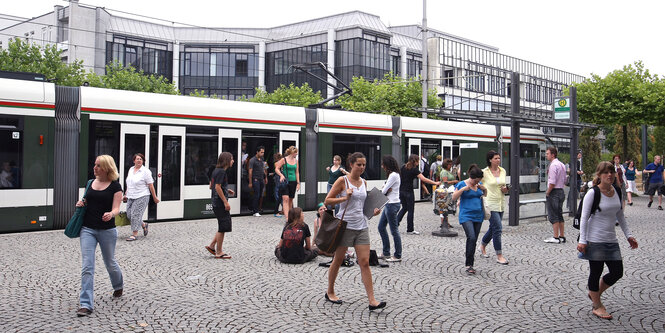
[573,184,622,230]
[421,158,430,178]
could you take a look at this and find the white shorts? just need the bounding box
[626,180,637,193]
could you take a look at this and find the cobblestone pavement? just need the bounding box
[1,195,664,332]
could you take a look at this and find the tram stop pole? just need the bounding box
[509,72,521,226]
[569,87,579,217]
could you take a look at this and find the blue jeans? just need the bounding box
[251,179,265,213]
[481,211,504,255]
[397,190,415,232]
[461,221,483,267]
[79,227,123,310]
[377,202,402,258]
[274,182,283,214]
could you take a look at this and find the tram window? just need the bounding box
[88,121,120,181]
[0,117,22,189]
[185,127,218,186]
[332,134,381,180]
[520,144,540,175]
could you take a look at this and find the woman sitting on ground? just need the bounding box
[275,207,317,264]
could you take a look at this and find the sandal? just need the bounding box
[214,253,232,259]
[126,235,137,241]
[205,246,216,255]
[592,305,613,320]
[465,266,476,275]
[142,223,149,236]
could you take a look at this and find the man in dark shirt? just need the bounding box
[248,146,267,216]
[644,155,664,210]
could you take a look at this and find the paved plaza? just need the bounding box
[1,194,664,332]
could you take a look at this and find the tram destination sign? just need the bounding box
[553,97,571,120]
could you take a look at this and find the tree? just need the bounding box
[579,128,601,181]
[85,62,178,94]
[246,83,322,107]
[0,38,87,86]
[338,74,443,117]
[572,61,665,160]
[653,126,665,158]
[612,124,641,164]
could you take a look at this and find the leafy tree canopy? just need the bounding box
[86,62,178,94]
[571,61,665,125]
[338,74,443,117]
[246,83,322,107]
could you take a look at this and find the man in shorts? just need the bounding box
[643,155,664,210]
[544,147,567,244]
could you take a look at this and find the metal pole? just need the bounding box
[642,124,648,186]
[421,0,428,118]
[509,72,520,226]
[569,87,579,217]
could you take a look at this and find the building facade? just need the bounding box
[1,2,584,119]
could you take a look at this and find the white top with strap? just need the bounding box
[125,166,154,199]
[337,176,368,230]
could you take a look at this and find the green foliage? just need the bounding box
[86,62,178,94]
[248,83,322,107]
[337,74,443,117]
[571,61,665,125]
[654,126,665,158]
[612,124,641,162]
[0,38,87,86]
[188,89,223,99]
[580,128,601,180]
[557,152,570,165]
[602,126,616,151]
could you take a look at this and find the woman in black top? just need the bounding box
[205,152,235,259]
[274,207,317,264]
[397,154,440,234]
[75,155,123,317]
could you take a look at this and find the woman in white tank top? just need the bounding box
[324,152,386,311]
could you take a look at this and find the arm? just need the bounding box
[148,183,160,203]
[103,191,123,222]
[382,173,397,196]
[577,188,596,246]
[452,183,467,201]
[216,183,230,211]
[248,161,254,187]
[546,183,555,196]
[295,161,301,191]
[275,159,285,182]
[325,177,350,206]
[417,173,440,186]
[340,167,349,175]
[304,236,312,250]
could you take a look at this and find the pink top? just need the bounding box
[547,158,566,189]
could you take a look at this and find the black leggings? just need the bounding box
[588,260,623,292]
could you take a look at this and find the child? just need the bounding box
[275,207,317,264]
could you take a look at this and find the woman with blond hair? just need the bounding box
[75,155,124,317]
[275,146,300,219]
[578,161,638,320]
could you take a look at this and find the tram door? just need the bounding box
[441,140,453,160]
[119,124,150,220]
[408,138,421,200]
[279,132,299,206]
[157,126,185,220]
[219,129,241,214]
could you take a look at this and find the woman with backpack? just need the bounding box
[577,161,638,320]
[275,207,317,264]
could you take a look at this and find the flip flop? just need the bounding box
[142,223,149,236]
[592,310,613,320]
[205,246,216,255]
[126,235,137,241]
[214,253,232,259]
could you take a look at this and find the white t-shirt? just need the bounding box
[382,172,400,203]
[579,188,632,244]
[125,166,154,199]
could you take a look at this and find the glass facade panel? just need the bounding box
[180,46,258,100]
[106,36,172,81]
[266,43,328,97]
[335,38,391,89]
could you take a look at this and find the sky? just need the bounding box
[3,0,664,78]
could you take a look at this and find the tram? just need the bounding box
[0,76,547,232]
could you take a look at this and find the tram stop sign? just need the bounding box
[553,97,571,120]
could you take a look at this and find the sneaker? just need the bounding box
[544,237,561,243]
[659,206,663,211]
[558,237,566,243]
[377,254,390,260]
[253,213,261,217]
[112,289,123,298]
[648,200,653,208]
[385,256,402,262]
[76,308,92,317]
[407,231,421,235]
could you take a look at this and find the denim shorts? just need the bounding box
[546,189,565,224]
[578,242,622,261]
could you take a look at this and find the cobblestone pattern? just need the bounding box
[1,195,663,332]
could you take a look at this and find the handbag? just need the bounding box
[64,179,93,238]
[315,178,350,253]
[276,157,289,188]
[482,196,491,220]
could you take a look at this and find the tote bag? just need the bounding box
[315,178,351,253]
[64,179,93,238]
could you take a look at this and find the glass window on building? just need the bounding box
[335,36,391,89]
[106,36,172,81]
[266,43,328,97]
[332,134,382,180]
[0,116,22,189]
[185,127,218,185]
